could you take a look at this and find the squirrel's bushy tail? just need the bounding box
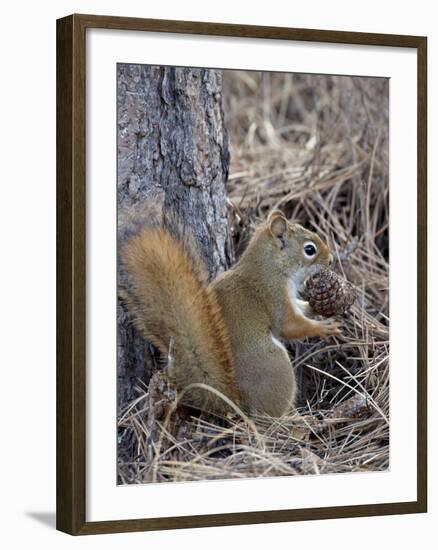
[121,227,240,414]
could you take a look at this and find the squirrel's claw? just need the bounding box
[318,318,342,339]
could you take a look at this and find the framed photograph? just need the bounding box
[56,14,427,535]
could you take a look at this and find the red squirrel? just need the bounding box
[121,210,340,417]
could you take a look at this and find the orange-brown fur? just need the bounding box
[280,288,341,340]
[121,210,340,417]
[121,228,240,414]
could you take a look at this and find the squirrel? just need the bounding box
[120,209,341,417]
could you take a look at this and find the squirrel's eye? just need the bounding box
[303,242,317,258]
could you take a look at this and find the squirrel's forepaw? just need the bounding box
[318,318,342,339]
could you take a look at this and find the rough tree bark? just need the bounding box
[117,64,233,411]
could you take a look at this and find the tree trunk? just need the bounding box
[117,64,233,411]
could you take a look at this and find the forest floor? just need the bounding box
[118,71,390,484]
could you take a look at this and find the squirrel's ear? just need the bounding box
[268,210,288,238]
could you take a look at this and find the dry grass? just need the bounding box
[118,71,389,484]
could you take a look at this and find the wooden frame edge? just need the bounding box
[75,13,426,47]
[56,13,428,536]
[56,14,86,534]
[416,35,428,514]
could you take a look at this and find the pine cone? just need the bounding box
[304,268,355,317]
